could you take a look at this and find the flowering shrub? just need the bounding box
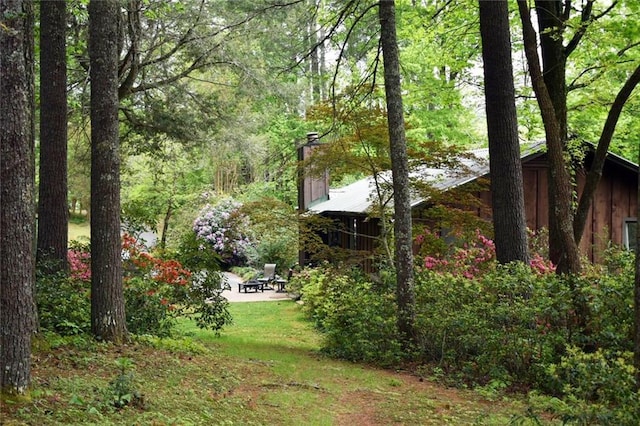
[418,229,496,278]
[193,198,253,266]
[37,255,91,335]
[68,247,91,281]
[294,235,634,421]
[529,253,556,275]
[122,234,191,288]
[416,228,556,277]
[39,235,232,337]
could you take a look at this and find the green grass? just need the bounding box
[68,221,90,242]
[1,301,555,425]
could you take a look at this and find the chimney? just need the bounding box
[297,132,329,211]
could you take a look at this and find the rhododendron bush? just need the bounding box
[193,198,253,267]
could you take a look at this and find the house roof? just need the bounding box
[308,141,638,215]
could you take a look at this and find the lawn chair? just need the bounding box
[257,263,277,289]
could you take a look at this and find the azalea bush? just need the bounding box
[193,198,253,267]
[36,235,232,337]
[36,245,92,335]
[122,234,231,336]
[295,231,636,420]
[417,228,496,278]
[291,265,402,366]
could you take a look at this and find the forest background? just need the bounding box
[1,0,639,423]
[59,0,638,250]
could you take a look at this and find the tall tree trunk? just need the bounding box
[635,147,640,389]
[37,0,68,272]
[160,202,172,250]
[379,0,417,346]
[478,0,529,264]
[0,0,36,395]
[535,0,568,141]
[518,1,582,274]
[89,0,129,343]
[534,0,573,270]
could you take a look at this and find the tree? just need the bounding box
[37,0,68,271]
[88,0,128,343]
[517,1,582,274]
[635,147,640,389]
[0,0,36,394]
[517,0,640,274]
[379,0,417,345]
[478,0,529,264]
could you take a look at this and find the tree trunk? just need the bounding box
[478,0,529,264]
[89,0,129,343]
[518,1,582,274]
[635,147,640,389]
[535,0,568,141]
[534,0,575,271]
[379,0,417,346]
[0,0,36,395]
[160,202,172,249]
[37,0,68,272]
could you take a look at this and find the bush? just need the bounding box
[414,263,568,389]
[36,234,233,339]
[124,276,177,337]
[294,237,635,420]
[36,268,91,335]
[192,198,253,267]
[546,347,639,425]
[123,234,232,335]
[295,266,402,366]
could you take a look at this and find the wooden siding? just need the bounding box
[499,153,637,262]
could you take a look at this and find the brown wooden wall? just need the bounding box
[500,154,637,262]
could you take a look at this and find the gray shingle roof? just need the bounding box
[309,141,549,215]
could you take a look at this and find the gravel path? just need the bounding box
[222,272,294,303]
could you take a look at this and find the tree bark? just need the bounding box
[635,146,640,389]
[379,0,417,345]
[89,0,129,343]
[518,1,582,274]
[0,0,36,394]
[535,0,568,141]
[478,0,529,264]
[37,0,69,272]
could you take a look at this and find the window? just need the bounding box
[623,218,637,251]
[349,218,357,250]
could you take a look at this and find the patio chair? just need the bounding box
[257,263,277,288]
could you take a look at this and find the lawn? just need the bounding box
[69,221,90,242]
[1,301,552,425]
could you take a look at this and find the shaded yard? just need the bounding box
[2,301,552,425]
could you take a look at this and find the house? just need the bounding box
[297,133,638,270]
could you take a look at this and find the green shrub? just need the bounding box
[546,347,639,425]
[186,270,233,334]
[297,266,402,366]
[124,276,177,337]
[295,248,635,418]
[414,263,576,389]
[248,237,296,276]
[36,269,91,335]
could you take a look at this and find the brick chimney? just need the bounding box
[297,132,329,211]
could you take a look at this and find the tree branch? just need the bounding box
[574,63,640,243]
